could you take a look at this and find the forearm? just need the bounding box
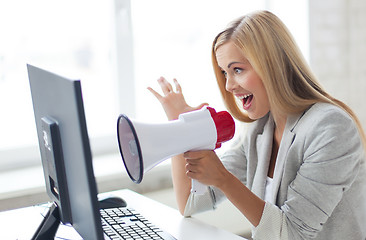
[218,171,265,227]
[148,77,209,214]
[171,154,191,215]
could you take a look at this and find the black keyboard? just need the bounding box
[100,207,176,240]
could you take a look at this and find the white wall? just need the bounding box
[309,0,366,128]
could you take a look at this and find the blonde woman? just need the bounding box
[148,10,366,240]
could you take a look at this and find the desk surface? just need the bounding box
[0,189,247,240]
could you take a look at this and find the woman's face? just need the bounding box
[216,41,270,120]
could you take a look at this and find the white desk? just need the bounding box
[0,189,247,239]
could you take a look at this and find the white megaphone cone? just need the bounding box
[117,106,235,195]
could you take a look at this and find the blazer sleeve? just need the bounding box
[253,107,364,239]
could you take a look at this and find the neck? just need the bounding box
[272,113,287,143]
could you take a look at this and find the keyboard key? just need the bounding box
[101,207,175,240]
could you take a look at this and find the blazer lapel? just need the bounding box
[271,114,300,203]
[252,115,274,199]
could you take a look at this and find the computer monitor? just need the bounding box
[27,64,104,239]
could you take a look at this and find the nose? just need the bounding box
[225,75,237,92]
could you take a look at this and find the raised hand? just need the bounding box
[147,77,208,120]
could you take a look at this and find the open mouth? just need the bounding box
[238,94,253,110]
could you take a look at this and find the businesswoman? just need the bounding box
[148,10,366,240]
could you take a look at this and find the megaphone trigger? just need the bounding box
[191,179,208,195]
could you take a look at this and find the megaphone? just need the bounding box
[117,106,235,195]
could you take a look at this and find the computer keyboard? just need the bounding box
[100,207,176,240]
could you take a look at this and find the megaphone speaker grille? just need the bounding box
[117,115,143,183]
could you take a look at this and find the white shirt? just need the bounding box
[264,177,274,203]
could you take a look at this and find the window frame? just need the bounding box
[0,0,135,171]
[0,0,309,172]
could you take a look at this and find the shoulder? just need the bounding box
[303,102,351,122]
[295,102,355,135]
[294,102,362,159]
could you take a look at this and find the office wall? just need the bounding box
[309,0,366,128]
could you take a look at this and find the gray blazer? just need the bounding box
[184,103,366,239]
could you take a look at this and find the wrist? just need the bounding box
[215,169,236,192]
[166,107,193,121]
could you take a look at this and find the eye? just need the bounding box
[221,70,227,78]
[234,67,243,74]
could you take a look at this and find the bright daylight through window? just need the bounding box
[0,0,119,169]
[0,0,308,173]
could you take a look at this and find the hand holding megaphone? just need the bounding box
[117,106,235,195]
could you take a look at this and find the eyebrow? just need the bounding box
[227,61,245,69]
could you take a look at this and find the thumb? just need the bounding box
[193,103,209,111]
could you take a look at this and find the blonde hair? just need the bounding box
[212,10,366,148]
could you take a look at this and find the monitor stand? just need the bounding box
[32,203,60,240]
[32,118,70,240]
[31,199,117,239]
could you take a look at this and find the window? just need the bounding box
[0,0,309,171]
[131,0,268,122]
[131,0,309,122]
[0,0,121,169]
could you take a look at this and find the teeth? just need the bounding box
[237,94,252,100]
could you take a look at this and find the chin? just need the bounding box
[247,110,269,121]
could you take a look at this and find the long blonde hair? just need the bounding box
[211,10,366,148]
